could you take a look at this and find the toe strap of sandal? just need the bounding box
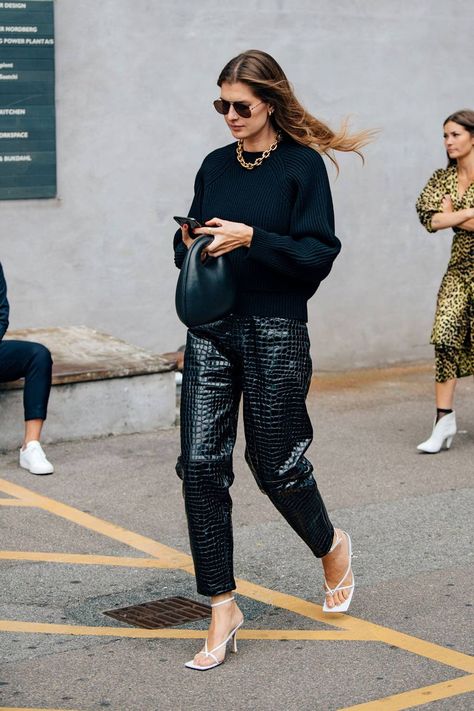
[197,642,220,666]
[203,650,219,664]
[324,582,354,595]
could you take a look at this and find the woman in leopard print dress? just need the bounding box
[416,109,474,453]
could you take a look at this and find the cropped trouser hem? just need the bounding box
[0,340,52,421]
[177,316,334,597]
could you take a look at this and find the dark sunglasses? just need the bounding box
[213,98,264,119]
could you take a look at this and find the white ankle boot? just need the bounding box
[417,412,457,453]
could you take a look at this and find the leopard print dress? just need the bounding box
[416,165,473,382]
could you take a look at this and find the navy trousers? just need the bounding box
[0,340,52,420]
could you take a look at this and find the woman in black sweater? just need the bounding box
[173,50,371,670]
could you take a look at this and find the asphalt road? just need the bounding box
[0,362,473,711]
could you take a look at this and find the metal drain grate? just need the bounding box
[103,596,211,629]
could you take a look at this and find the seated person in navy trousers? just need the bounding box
[0,262,54,474]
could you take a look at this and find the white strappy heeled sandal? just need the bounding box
[322,530,355,613]
[185,596,243,670]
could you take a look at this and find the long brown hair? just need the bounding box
[443,109,474,167]
[217,49,375,170]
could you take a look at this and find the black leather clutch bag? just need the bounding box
[175,235,236,328]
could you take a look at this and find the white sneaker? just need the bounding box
[19,441,54,475]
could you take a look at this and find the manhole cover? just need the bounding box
[103,596,211,629]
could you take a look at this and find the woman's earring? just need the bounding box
[269,108,274,115]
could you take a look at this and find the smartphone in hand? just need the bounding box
[173,215,202,234]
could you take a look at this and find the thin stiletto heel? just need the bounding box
[184,596,244,671]
[446,436,453,449]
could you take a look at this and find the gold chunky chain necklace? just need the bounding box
[236,133,281,170]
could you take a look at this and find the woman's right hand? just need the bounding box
[181,224,194,249]
[441,194,453,212]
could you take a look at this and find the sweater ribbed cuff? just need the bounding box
[247,226,275,263]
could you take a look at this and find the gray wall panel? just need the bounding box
[2,0,471,369]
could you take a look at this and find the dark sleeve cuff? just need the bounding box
[174,241,187,268]
[247,226,274,261]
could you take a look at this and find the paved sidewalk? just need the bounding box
[0,362,473,711]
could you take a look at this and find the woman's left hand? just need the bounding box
[193,218,253,257]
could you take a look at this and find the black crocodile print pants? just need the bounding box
[177,316,334,596]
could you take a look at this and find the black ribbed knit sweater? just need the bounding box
[173,137,341,322]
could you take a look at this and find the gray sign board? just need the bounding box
[0,0,55,200]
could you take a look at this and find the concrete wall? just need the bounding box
[2,0,472,370]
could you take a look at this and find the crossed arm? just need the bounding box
[430,195,474,231]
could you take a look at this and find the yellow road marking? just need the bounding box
[0,551,171,568]
[339,674,474,710]
[0,498,33,506]
[233,579,474,674]
[0,619,367,640]
[1,477,473,709]
[1,478,473,673]
[0,478,193,570]
[0,708,79,711]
